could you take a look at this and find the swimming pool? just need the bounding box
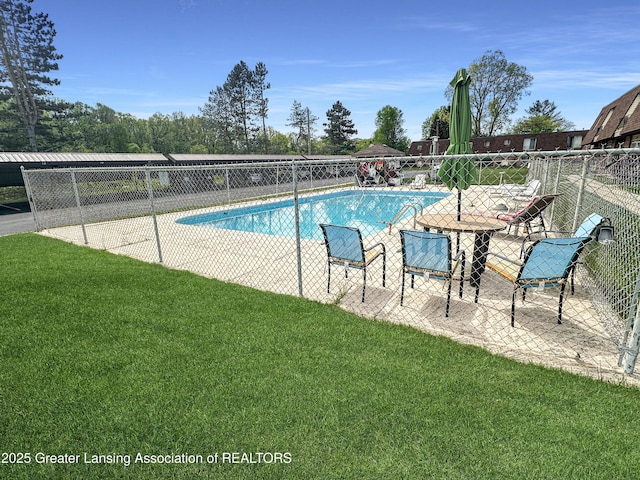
[177,190,449,240]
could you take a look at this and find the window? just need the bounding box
[567,135,582,149]
[416,144,423,151]
[523,138,537,150]
[503,139,511,146]
[484,140,491,147]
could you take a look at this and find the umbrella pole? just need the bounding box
[456,188,462,253]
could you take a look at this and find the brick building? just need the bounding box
[582,84,640,149]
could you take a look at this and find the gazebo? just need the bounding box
[353,144,406,158]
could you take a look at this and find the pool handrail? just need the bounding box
[383,202,424,234]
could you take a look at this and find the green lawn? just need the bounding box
[1,234,639,479]
[477,166,529,185]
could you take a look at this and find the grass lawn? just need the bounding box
[1,234,640,479]
[477,166,529,185]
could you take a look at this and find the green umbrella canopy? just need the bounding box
[438,68,477,191]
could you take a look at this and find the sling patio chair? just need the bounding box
[519,212,606,258]
[470,194,560,236]
[481,236,591,326]
[319,224,386,302]
[399,230,466,317]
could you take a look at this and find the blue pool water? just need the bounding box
[177,190,449,240]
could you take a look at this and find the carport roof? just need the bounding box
[0,152,167,163]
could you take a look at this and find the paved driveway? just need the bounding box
[0,202,36,235]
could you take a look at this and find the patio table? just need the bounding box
[415,213,506,301]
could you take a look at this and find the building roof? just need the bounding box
[582,84,640,147]
[0,152,167,163]
[166,154,350,163]
[353,144,406,158]
[408,130,587,156]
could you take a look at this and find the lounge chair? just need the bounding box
[482,236,592,326]
[489,179,541,210]
[399,230,466,317]
[489,178,540,198]
[409,173,426,189]
[319,224,386,302]
[470,194,560,236]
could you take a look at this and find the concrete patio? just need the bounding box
[38,185,638,388]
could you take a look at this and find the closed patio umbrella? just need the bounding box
[438,68,477,220]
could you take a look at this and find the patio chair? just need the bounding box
[482,236,591,326]
[319,224,386,302]
[409,173,427,189]
[471,194,560,236]
[399,230,466,317]
[520,212,605,258]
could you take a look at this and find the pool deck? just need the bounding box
[39,185,639,388]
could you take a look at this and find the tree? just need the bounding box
[323,101,357,154]
[511,115,561,134]
[226,61,256,152]
[252,61,270,152]
[422,106,450,140]
[0,0,62,151]
[511,99,576,133]
[372,105,410,152]
[201,85,235,153]
[462,50,533,137]
[265,127,290,154]
[287,100,317,154]
[200,60,270,153]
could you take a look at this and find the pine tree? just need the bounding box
[200,61,270,153]
[0,0,62,151]
[323,101,357,154]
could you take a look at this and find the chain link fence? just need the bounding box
[21,150,640,384]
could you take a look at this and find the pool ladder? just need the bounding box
[382,202,424,234]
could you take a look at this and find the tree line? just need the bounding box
[1,1,573,155]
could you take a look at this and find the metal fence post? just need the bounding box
[620,270,640,374]
[70,170,88,245]
[292,161,303,297]
[20,166,40,231]
[549,155,564,222]
[145,168,163,263]
[572,155,590,232]
[541,155,551,192]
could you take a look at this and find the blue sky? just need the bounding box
[32,0,640,140]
